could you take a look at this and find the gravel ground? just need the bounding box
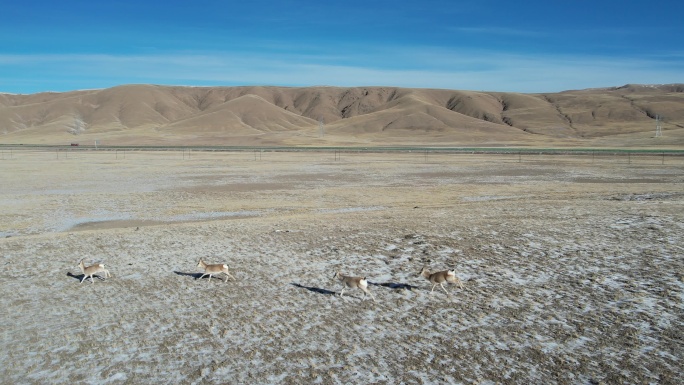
[1,150,682,384]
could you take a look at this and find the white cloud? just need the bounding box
[0,47,682,94]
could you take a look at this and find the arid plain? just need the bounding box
[1,149,682,384]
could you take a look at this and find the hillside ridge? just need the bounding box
[1,84,682,147]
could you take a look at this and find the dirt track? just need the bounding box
[1,150,682,384]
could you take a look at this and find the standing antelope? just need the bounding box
[332,271,376,301]
[78,259,111,284]
[419,266,463,294]
[196,259,235,283]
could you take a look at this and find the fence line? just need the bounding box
[1,146,683,165]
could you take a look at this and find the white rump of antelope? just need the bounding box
[196,259,235,283]
[419,266,463,294]
[78,259,111,284]
[333,271,376,301]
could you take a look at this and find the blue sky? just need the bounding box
[1,0,682,94]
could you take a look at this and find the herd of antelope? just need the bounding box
[76,258,465,299]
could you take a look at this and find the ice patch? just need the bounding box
[56,213,134,232]
[384,244,398,251]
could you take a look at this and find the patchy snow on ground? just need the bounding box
[0,151,682,384]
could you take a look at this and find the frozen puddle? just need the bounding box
[67,211,264,231]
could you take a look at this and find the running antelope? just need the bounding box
[196,259,235,283]
[78,259,111,284]
[332,271,376,301]
[419,266,463,294]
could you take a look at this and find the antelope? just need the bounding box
[196,259,235,283]
[78,259,111,284]
[419,266,463,294]
[332,271,376,301]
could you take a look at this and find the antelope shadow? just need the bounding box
[174,271,204,279]
[66,271,106,282]
[174,271,234,282]
[290,283,336,296]
[368,281,417,291]
[173,271,205,280]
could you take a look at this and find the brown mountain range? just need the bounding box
[1,84,683,148]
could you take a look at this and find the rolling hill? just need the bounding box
[1,84,682,148]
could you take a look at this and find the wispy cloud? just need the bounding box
[1,47,682,94]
